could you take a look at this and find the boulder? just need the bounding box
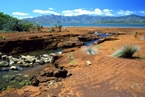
[0,61,9,67]
[9,60,15,66]
[53,69,68,78]
[31,76,39,86]
[1,55,8,60]
[25,55,36,63]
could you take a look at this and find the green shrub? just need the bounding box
[58,25,62,32]
[0,12,34,32]
[134,32,138,38]
[112,44,140,58]
[49,26,55,32]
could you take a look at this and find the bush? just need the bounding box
[0,12,33,32]
[134,32,138,38]
[49,26,55,32]
[112,44,140,58]
[58,25,62,32]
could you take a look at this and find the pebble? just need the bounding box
[86,61,91,65]
[10,66,17,70]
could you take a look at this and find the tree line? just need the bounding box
[0,12,41,32]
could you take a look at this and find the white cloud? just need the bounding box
[94,8,103,15]
[73,9,94,16]
[12,12,29,16]
[62,8,114,16]
[62,10,74,16]
[49,7,54,10]
[139,11,145,14]
[117,10,134,15]
[103,9,113,16]
[33,9,60,15]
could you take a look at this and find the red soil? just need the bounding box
[0,27,145,97]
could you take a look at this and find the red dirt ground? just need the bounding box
[0,27,145,97]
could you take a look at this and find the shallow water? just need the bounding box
[42,23,145,28]
[0,48,63,92]
[84,32,110,46]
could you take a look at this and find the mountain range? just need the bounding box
[24,14,145,24]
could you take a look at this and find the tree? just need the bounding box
[36,24,41,31]
[58,25,62,32]
[0,12,34,32]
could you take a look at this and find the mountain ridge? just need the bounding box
[24,14,145,24]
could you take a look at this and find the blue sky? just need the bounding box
[0,0,145,19]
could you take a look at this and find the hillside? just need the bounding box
[25,14,145,24]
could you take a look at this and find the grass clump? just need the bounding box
[112,44,140,58]
[141,36,145,40]
[83,46,99,55]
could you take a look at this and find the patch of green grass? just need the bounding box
[68,53,73,60]
[112,44,140,58]
[112,47,115,50]
[96,45,102,49]
[71,60,77,65]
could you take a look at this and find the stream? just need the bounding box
[0,32,110,92]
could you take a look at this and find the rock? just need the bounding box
[24,74,29,78]
[8,56,13,60]
[42,54,49,57]
[31,76,39,86]
[86,61,91,65]
[58,52,62,54]
[1,55,8,60]
[10,66,17,70]
[50,53,56,56]
[39,60,45,65]
[57,37,84,48]
[20,55,27,59]
[12,58,20,63]
[25,55,35,63]
[78,34,98,41]
[48,56,54,63]
[53,69,68,78]
[20,62,30,67]
[0,52,2,57]
[17,59,24,64]
[41,68,53,77]
[0,61,9,67]
[9,60,15,66]
[37,76,56,83]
